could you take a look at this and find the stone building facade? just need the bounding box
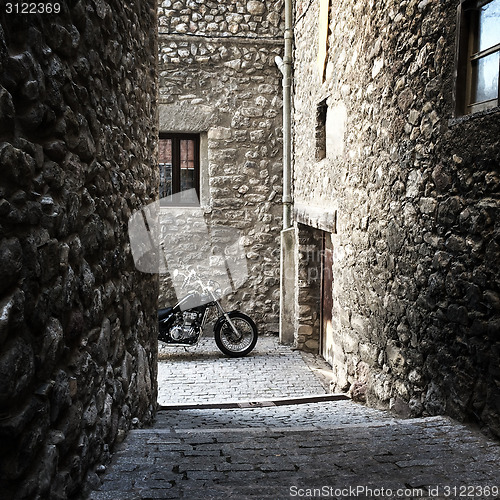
[157,0,284,334]
[0,2,158,498]
[291,0,500,437]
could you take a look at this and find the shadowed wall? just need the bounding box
[0,2,158,498]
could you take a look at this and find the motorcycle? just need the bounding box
[158,269,258,357]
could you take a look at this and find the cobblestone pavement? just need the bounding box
[88,336,500,500]
[157,336,328,405]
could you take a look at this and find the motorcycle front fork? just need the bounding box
[212,299,240,336]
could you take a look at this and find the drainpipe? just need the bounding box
[275,0,293,229]
[277,0,295,345]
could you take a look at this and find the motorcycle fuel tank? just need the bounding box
[175,291,211,312]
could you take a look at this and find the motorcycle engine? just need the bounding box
[169,311,200,341]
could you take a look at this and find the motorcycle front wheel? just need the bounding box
[214,311,258,357]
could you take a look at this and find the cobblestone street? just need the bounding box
[157,335,328,405]
[88,336,500,500]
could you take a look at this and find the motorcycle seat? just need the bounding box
[158,307,173,320]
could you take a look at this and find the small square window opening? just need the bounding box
[159,133,200,205]
[456,0,500,115]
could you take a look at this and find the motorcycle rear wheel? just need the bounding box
[214,311,258,357]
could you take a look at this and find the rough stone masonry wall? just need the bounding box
[295,224,322,352]
[0,2,158,498]
[158,0,283,37]
[293,0,500,437]
[158,0,284,334]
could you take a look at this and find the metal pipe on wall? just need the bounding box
[277,0,295,345]
[275,0,293,230]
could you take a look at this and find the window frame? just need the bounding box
[159,133,200,206]
[456,0,500,116]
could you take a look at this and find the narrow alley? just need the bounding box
[2,2,500,499]
[87,337,500,499]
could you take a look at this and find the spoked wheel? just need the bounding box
[214,311,258,357]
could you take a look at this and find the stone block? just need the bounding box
[341,330,359,354]
[350,314,369,336]
[385,340,406,376]
[297,324,313,337]
[0,293,16,346]
[38,318,64,378]
[0,338,35,404]
[0,237,23,295]
[208,127,232,140]
[359,342,379,366]
[247,1,266,15]
[304,339,319,351]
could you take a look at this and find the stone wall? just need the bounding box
[0,2,158,498]
[158,0,283,38]
[293,0,500,437]
[157,0,284,334]
[295,224,322,352]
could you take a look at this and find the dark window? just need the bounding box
[456,0,500,115]
[159,134,200,205]
[316,99,327,161]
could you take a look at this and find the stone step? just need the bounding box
[158,392,349,410]
[88,413,500,500]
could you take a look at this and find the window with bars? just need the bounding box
[456,0,500,115]
[159,134,200,205]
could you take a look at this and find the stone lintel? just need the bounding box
[294,203,337,234]
[159,102,218,132]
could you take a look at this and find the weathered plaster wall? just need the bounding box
[158,0,284,334]
[293,0,500,437]
[0,2,158,498]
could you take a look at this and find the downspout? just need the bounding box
[277,0,295,345]
[275,0,293,229]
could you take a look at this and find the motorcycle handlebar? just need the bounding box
[173,268,222,297]
[173,268,200,290]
